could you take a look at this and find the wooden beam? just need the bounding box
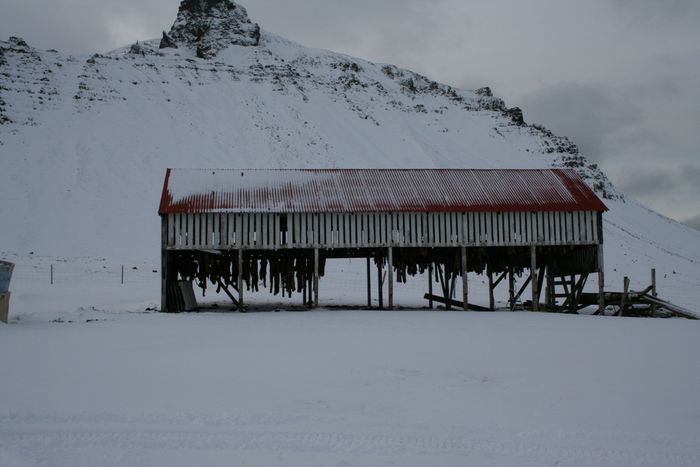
[238,249,243,311]
[488,270,495,311]
[570,275,576,312]
[366,257,372,309]
[536,265,546,305]
[544,266,551,308]
[531,245,538,311]
[650,268,657,316]
[314,248,319,308]
[302,274,307,306]
[423,294,491,312]
[642,293,697,320]
[377,257,384,309]
[388,247,394,309]
[492,270,508,288]
[461,246,468,311]
[217,279,239,307]
[598,244,605,315]
[513,275,532,308]
[428,262,434,309]
[570,273,588,313]
[508,267,515,311]
[308,276,313,307]
[161,216,168,312]
[438,264,450,311]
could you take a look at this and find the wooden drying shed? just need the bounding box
[158,168,608,312]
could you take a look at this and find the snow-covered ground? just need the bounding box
[2,255,700,466]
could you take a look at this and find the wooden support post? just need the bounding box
[598,244,605,315]
[620,276,630,317]
[548,272,555,308]
[651,268,657,315]
[488,269,495,311]
[237,249,243,311]
[461,247,468,311]
[160,218,167,312]
[440,264,451,311]
[508,267,515,311]
[308,277,313,307]
[377,258,383,309]
[121,265,124,285]
[387,247,394,309]
[302,275,307,306]
[0,293,9,324]
[366,257,372,309]
[51,264,54,285]
[531,245,538,311]
[537,265,546,306]
[543,266,550,308]
[428,262,434,309]
[569,275,576,313]
[314,248,319,308]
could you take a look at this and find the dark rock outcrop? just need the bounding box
[159,31,178,49]
[8,36,28,48]
[475,86,492,97]
[168,0,260,58]
[504,107,524,126]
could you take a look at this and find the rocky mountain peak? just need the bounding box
[163,0,260,58]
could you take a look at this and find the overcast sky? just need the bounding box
[2,0,699,228]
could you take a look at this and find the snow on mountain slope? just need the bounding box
[0,0,698,309]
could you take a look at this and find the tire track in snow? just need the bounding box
[1,426,698,466]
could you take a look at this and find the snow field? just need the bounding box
[1,308,700,466]
[1,255,700,466]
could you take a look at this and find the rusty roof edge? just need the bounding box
[158,168,172,215]
[553,169,608,212]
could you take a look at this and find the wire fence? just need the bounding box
[11,258,161,287]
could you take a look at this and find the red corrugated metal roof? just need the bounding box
[159,169,608,214]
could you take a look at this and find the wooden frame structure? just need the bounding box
[159,168,607,313]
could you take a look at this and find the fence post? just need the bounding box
[50,264,54,285]
[620,276,630,317]
[121,265,124,285]
[651,268,657,315]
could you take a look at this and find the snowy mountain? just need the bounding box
[1,0,699,309]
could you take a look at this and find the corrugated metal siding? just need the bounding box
[159,169,608,215]
[163,210,602,250]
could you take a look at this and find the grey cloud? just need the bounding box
[612,0,700,25]
[613,164,700,222]
[0,0,175,53]
[246,0,462,74]
[618,165,700,198]
[518,82,645,161]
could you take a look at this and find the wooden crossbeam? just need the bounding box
[423,294,491,312]
[570,274,588,312]
[492,271,508,288]
[511,275,532,310]
[217,279,239,307]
